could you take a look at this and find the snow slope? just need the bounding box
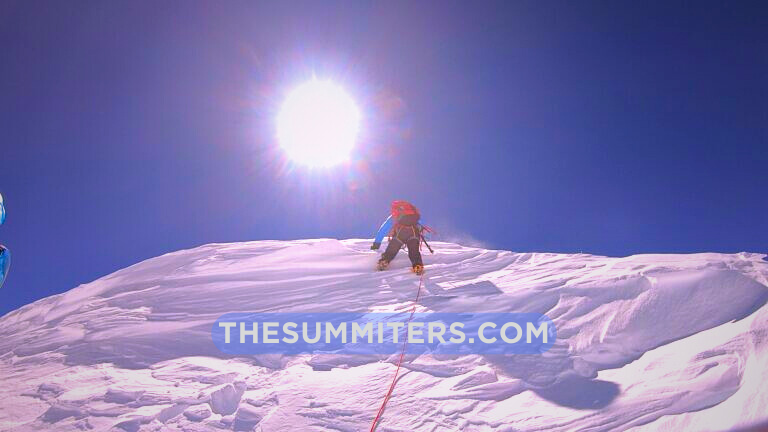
[0,239,767,432]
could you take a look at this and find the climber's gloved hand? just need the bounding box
[371,242,381,250]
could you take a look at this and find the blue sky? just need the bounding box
[1,1,766,315]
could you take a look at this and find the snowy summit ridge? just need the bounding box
[1,239,767,431]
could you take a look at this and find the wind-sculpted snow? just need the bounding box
[0,240,767,431]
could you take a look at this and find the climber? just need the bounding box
[0,245,9,289]
[0,192,8,289]
[371,200,431,275]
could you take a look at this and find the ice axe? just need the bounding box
[421,234,434,254]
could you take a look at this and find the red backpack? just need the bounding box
[391,200,420,225]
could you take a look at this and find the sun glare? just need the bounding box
[277,79,361,167]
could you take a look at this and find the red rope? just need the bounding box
[369,272,425,432]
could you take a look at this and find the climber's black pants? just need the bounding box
[381,225,423,266]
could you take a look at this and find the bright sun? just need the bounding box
[277,79,361,167]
